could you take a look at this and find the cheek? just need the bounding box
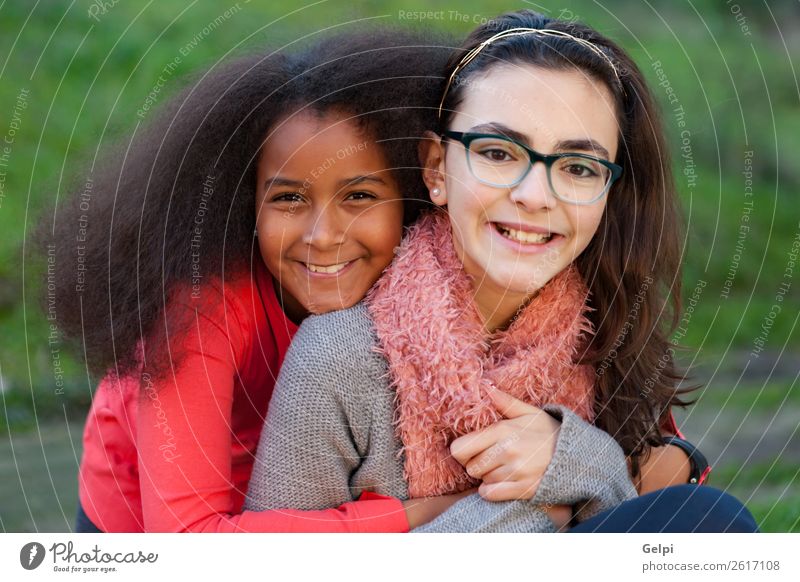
[257,236,281,275]
[363,203,404,255]
[570,205,606,251]
[444,170,492,219]
[442,151,479,206]
[257,218,296,268]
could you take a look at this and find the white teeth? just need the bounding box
[306,261,350,274]
[496,224,552,244]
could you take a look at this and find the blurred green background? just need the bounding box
[0,0,797,532]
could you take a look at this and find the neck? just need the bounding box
[471,280,537,333]
[271,277,308,326]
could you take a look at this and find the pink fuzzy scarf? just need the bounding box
[366,211,597,497]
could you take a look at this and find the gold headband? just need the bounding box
[437,27,623,120]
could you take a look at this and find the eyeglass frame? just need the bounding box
[441,130,623,205]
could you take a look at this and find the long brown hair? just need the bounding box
[439,9,693,475]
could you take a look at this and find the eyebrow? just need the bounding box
[264,174,388,191]
[264,176,304,190]
[556,139,611,161]
[468,122,612,160]
[336,175,387,189]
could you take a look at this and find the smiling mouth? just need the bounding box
[493,223,554,244]
[303,261,352,274]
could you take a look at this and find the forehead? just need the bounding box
[260,111,386,175]
[453,65,620,157]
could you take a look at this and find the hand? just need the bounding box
[402,488,477,529]
[450,389,561,501]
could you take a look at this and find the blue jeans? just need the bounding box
[75,502,103,533]
[569,485,759,532]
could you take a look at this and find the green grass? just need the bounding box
[695,379,800,411]
[714,458,800,532]
[745,495,800,533]
[679,377,800,532]
[1,381,91,434]
[0,421,83,532]
[711,457,800,490]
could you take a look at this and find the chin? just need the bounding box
[486,267,548,295]
[484,276,537,299]
[311,297,357,315]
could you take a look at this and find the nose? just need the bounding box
[301,203,346,249]
[508,162,558,212]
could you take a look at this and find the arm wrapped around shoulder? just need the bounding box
[244,303,406,513]
[532,404,637,522]
[243,311,362,512]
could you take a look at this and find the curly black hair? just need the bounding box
[35,27,452,381]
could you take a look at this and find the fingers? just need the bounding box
[478,456,549,484]
[464,446,504,479]
[454,419,558,471]
[489,389,542,419]
[451,392,549,463]
[479,465,516,484]
[463,435,522,479]
[450,411,539,464]
[450,424,506,465]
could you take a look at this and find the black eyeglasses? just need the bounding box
[442,131,622,205]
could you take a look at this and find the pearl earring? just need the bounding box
[431,188,441,198]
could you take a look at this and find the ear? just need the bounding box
[418,130,448,207]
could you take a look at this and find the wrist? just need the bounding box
[402,490,472,529]
[661,436,711,485]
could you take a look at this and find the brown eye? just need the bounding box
[272,192,303,203]
[346,191,377,201]
[558,157,602,179]
[485,149,512,162]
[566,164,593,177]
[472,137,523,164]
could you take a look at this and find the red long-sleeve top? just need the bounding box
[77,260,409,532]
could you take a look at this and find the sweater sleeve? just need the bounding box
[532,404,638,521]
[244,305,405,513]
[414,405,637,533]
[136,292,407,533]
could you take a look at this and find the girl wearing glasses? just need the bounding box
[246,10,757,532]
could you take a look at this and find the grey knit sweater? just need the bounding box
[244,303,637,532]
